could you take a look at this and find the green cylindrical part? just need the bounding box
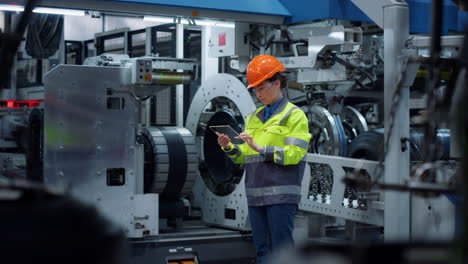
[151,72,192,85]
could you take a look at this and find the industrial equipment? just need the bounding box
[0,0,465,263]
[43,54,199,238]
[186,73,255,230]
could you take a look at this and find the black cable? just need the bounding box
[249,41,260,51]
[264,34,275,52]
[14,0,38,37]
[33,16,46,53]
[423,0,443,163]
[0,0,39,87]
[354,78,373,90]
[401,137,422,161]
[44,16,62,47]
[283,29,293,44]
[328,51,375,82]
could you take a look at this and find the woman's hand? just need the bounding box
[237,132,263,153]
[215,132,232,149]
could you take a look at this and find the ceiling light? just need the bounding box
[143,15,234,28]
[0,4,84,16]
[0,4,24,12]
[34,7,85,16]
[195,20,235,28]
[143,16,175,23]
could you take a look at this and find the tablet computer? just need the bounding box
[209,125,242,143]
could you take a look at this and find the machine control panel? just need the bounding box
[133,59,153,84]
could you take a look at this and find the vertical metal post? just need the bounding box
[9,54,17,100]
[201,26,219,83]
[0,11,4,31]
[123,31,129,56]
[102,14,105,32]
[9,14,18,100]
[58,24,65,65]
[425,0,443,161]
[259,25,266,54]
[143,27,152,126]
[430,0,442,64]
[176,23,184,127]
[383,3,410,241]
[145,27,152,56]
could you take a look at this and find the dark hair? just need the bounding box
[267,72,288,89]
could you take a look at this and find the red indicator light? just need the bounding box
[0,100,43,108]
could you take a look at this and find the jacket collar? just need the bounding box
[255,97,289,123]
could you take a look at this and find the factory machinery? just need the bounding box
[218,6,457,244]
[0,0,464,263]
[37,54,258,263]
[190,2,459,244]
[38,17,459,242]
[42,54,200,237]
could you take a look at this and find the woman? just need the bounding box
[216,54,311,264]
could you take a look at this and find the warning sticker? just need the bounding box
[218,32,226,46]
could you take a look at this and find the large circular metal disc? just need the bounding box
[186,74,256,196]
[340,106,368,143]
[186,74,256,129]
[308,105,341,156]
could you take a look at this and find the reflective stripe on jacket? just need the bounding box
[223,99,311,206]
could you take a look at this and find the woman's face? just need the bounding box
[252,79,282,105]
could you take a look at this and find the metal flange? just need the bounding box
[340,105,368,144]
[186,73,256,230]
[308,105,342,156]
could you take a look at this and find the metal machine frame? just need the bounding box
[300,154,384,226]
[43,56,199,238]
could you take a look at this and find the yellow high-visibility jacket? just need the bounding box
[223,99,311,206]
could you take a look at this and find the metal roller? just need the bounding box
[151,71,192,85]
[339,105,368,144]
[308,105,367,156]
[409,128,451,161]
[138,126,199,199]
[307,105,343,156]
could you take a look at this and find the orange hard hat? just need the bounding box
[246,55,286,89]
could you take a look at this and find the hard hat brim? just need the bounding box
[246,65,286,89]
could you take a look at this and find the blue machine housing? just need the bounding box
[458,10,468,31]
[97,0,467,33]
[279,0,371,25]
[279,0,465,34]
[406,0,459,34]
[97,0,291,17]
